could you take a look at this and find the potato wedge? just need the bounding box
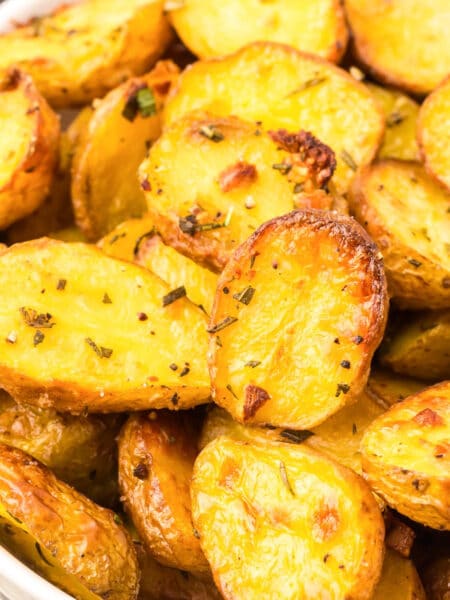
[421,555,450,600]
[72,61,179,241]
[361,381,450,530]
[119,411,209,575]
[0,444,138,600]
[164,42,384,194]
[366,84,420,161]
[345,0,450,95]
[0,69,59,230]
[192,437,384,600]
[208,209,387,429]
[373,548,426,600]
[350,160,450,310]
[140,111,337,271]
[0,238,209,413]
[168,0,347,63]
[0,0,172,107]
[418,76,450,192]
[367,368,426,407]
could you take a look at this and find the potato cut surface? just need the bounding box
[345,0,450,95]
[98,216,157,263]
[208,209,387,429]
[192,437,384,600]
[164,42,384,193]
[373,548,426,600]
[367,368,426,407]
[350,160,450,309]
[0,239,209,413]
[361,381,450,530]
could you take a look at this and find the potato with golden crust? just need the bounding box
[373,548,426,600]
[418,76,450,192]
[0,444,139,600]
[98,216,157,263]
[191,436,385,600]
[345,0,450,96]
[164,42,384,194]
[140,111,337,272]
[0,69,59,230]
[0,0,172,108]
[208,209,387,429]
[119,411,209,576]
[167,0,348,63]
[0,238,209,413]
[367,368,425,407]
[350,160,450,310]
[72,61,179,241]
[361,381,450,530]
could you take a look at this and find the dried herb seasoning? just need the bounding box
[122,86,156,122]
[179,214,225,236]
[56,279,66,291]
[199,124,224,142]
[287,77,327,97]
[386,112,405,127]
[35,542,53,567]
[335,383,350,397]
[226,384,239,400]
[340,360,351,369]
[179,366,190,377]
[162,286,187,307]
[272,162,292,175]
[245,360,261,368]
[207,316,238,333]
[20,307,55,329]
[102,293,112,304]
[233,285,255,305]
[279,429,314,444]
[408,258,422,268]
[85,337,113,359]
[33,331,45,346]
[279,461,295,496]
[340,150,358,171]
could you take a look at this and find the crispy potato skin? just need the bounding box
[373,548,426,600]
[0,0,172,107]
[421,555,450,600]
[350,160,450,310]
[345,0,450,95]
[0,238,210,413]
[164,42,384,194]
[367,368,425,407]
[169,0,348,63]
[209,209,388,429]
[0,69,60,230]
[418,75,450,192]
[0,444,139,599]
[118,412,209,575]
[192,437,385,600]
[72,61,179,241]
[361,381,450,530]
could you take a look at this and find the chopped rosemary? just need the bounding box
[279,461,295,496]
[233,285,255,305]
[85,337,113,359]
[226,384,239,399]
[133,230,155,256]
[102,293,112,304]
[179,214,225,236]
[33,331,45,346]
[122,86,156,121]
[272,163,292,175]
[207,316,238,333]
[286,77,327,97]
[335,383,350,397]
[408,258,422,268]
[113,514,123,525]
[352,423,357,435]
[170,393,179,406]
[386,112,405,127]
[162,286,187,307]
[20,307,55,329]
[179,366,190,377]
[199,124,224,142]
[35,542,53,567]
[56,279,66,291]
[279,429,314,444]
[245,360,261,368]
[340,150,358,171]
[169,363,178,371]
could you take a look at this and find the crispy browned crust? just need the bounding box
[218,161,258,192]
[243,385,271,421]
[384,511,416,558]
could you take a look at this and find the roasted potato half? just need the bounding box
[367,367,426,407]
[0,0,172,107]
[361,381,450,530]
[141,111,337,271]
[0,69,59,230]
[0,238,209,413]
[98,216,157,263]
[118,412,209,576]
[373,548,426,600]
[72,61,179,241]
[350,160,450,309]
[418,76,450,192]
[208,209,387,429]
[345,0,450,95]
[164,42,384,194]
[0,444,139,600]
[192,437,385,600]
[168,0,348,63]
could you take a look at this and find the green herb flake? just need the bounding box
[179,214,226,236]
[226,384,239,399]
[207,316,238,334]
[340,150,358,172]
[113,514,123,525]
[335,383,350,397]
[386,112,405,127]
[279,461,295,496]
[33,331,45,346]
[162,286,187,307]
[408,258,422,268]
[56,279,66,291]
[85,337,113,359]
[136,87,156,118]
[20,307,55,329]
[279,429,314,444]
[233,285,255,305]
[199,124,224,142]
[245,360,261,368]
[102,293,112,304]
[286,77,327,97]
[272,163,292,175]
[35,542,53,567]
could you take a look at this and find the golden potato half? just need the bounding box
[192,437,384,600]
[141,111,337,271]
[361,381,450,530]
[72,60,179,241]
[119,412,209,575]
[350,160,450,310]
[208,209,387,429]
[0,69,59,230]
[164,42,384,194]
[373,548,426,600]
[0,238,209,413]
[98,215,157,263]
[418,76,450,192]
[367,368,426,407]
[345,0,450,95]
[0,0,172,107]
[0,444,138,600]
[168,0,348,62]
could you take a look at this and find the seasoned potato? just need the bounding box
[345,0,450,95]
[361,381,450,530]
[0,0,172,107]
[0,390,120,506]
[72,61,179,241]
[421,555,450,600]
[366,83,420,161]
[418,76,450,192]
[0,444,139,600]
[0,69,59,230]
[192,437,385,600]
[119,412,209,575]
[209,210,387,429]
[350,160,450,309]
[373,548,426,600]
[0,238,209,413]
[164,42,384,194]
[98,216,156,263]
[140,111,337,271]
[379,310,450,381]
[168,0,348,62]
[367,367,425,407]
